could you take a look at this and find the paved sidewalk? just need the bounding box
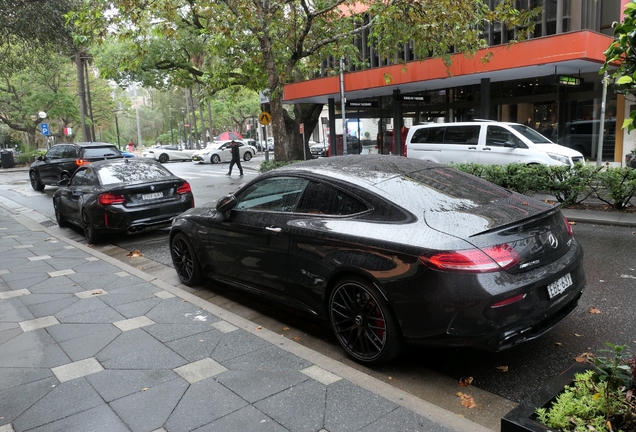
[0,208,486,432]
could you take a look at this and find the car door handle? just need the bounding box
[265,226,282,233]
[468,146,477,150]
[482,147,492,151]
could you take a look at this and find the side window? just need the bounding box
[70,169,88,186]
[295,182,368,216]
[235,177,309,212]
[422,127,445,143]
[486,126,520,147]
[443,126,480,145]
[62,145,78,158]
[46,146,62,159]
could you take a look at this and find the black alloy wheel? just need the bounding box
[30,170,45,191]
[61,173,70,182]
[211,154,220,164]
[329,277,402,364]
[158,153,169,163]
[54,200,67,227]
[243,152,252,161]
[170,232,202,286]
[82,210,100,244]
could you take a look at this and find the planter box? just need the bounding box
[501,363,592,432]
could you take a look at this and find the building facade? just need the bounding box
[283,0,630,163]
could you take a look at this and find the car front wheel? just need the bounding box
[243,152,252,161]
[158,153,169,163]
[170,232,203,286]
[211,154,220,164]
[30,170,45,191]
[329,277,403,364]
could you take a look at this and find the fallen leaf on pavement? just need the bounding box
[92,290,103,295]
[569,221,577,225]
[458,377,473,386]
[293,336,301,341]
[86,243,94,248]
[127,250,143,258]
[456,392,481,409]
[496,366,509,372]
[589,307,601,314]
[554,342,562,347]
[574,334,582,337]
[575,352,595,363]
[282,327,290,331]
[256,326,262,330]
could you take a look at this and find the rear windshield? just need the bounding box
[82,147,122,158]
[509,124,553,144]
[97,161,174,185]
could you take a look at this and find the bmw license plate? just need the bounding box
[142,192,163,201]
[547,273,573,299]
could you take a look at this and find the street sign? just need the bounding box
[299,123,304,134]
[259,112,272,125]
[40,123,50,136]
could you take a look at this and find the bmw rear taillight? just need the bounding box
[419,244,520,273]
[563,216,573,236]
[76,159,90,166]
[176,182,191,194]
[98,193,126,205]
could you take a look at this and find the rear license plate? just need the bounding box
[142,192,163,201]
[547,273,573,299]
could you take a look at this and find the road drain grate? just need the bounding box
[41,220,57,228]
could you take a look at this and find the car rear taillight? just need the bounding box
[98,193,126,205]
[419,244,520,273]
[76,159,90,166]
[563,216,573,236]
[491,293,526,308]
[176,182,191,194]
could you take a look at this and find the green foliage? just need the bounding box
[594,167,636,209]
[542,163,600,206]
[536,344,636,432]
[535,370,627,432]
[453,163,636,210]
[602,0,636,133]
[259,160,302,173]
[593,343,634,392]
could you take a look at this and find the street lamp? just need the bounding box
[170,116,174,146]
[180,108,186,146]
[114,112,121,150]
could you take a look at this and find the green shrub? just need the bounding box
[536,344,635,432]
[17,150,45,165]
[593,167,636,209]
[259,160,302,173]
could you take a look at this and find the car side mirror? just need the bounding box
[216,194,237,215]
[503,141,518,148]
[37,155,44,161]
[58,178,70,187]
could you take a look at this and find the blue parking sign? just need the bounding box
[41,123,50,136]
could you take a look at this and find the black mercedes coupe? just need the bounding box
[169,155,585,364]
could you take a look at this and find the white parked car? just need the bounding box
[191,141,257,164]
[405,121,585,166]
[141,145,194,163]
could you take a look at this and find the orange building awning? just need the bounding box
[283,31,613,104]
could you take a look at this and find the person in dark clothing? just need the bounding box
[226,140,243,177]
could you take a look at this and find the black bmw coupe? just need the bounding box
[169,155,585,364]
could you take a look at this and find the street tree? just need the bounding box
[603,0,636,133]
[72,0,537,161]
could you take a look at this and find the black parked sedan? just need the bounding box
[54,158,194,243]
[169,155,585,364]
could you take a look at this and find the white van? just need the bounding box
[405,121,585,166]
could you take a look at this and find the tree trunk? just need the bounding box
[75,52,91,141]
